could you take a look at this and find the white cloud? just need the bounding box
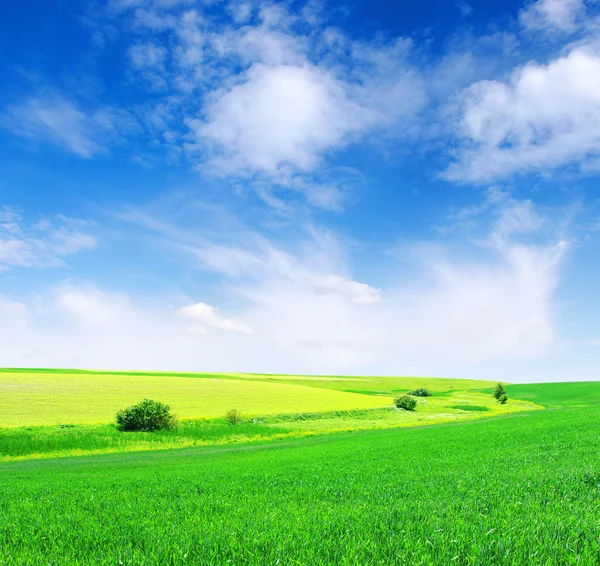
[0,204,567,375]
[102,1,426,206]
[128,42,169,88]
[132,8,177,30]
[128,42,167,69]
[17,0,595,196]
[1,94,138,158]
[55,285,131,326]
[184,24,424,180]
[190,243,266,278]
[0,190,577,380]
[520,0,587,33]
[447,46,600,182]
[189,63,378,175]
[0,208,96,271]
[97,194,568,375]
[228,1,253,24]
[177,302,252,333]
[107,0,195,13]
[308,275,381,304]
[2,97,102,158]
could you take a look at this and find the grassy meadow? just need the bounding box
[1,369,599,564]
[0,370,391,427]
[0,369,538,460]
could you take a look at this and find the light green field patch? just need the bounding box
[0,393,543,462]
[237,374,500,396]
[264,392,541,434]
[0,371,392,427]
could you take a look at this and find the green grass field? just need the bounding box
[507,381,600,407]
[0,370,394,427]
[0,369,538,460]
[1,370,599,564]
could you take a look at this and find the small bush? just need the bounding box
[493,383,507,400]
[116,399,177,432]
[498,393,508,405]
[226,409,242,425]
[394,395,417,411]
[407,388,432,397]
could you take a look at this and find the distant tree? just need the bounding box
[226,409,242,425]
[116,399,177,432]
[394,395,417,411]
[498,393,508,405]
[493,383,507,400]
[407,388,432,397]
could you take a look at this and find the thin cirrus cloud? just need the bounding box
[177,302,252,334]
[0,193,572,379]
[102,190,568,376]
[0,207,96,271]
[1,93,139,158]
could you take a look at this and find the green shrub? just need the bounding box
[498,393,508,405]
[116,399,177,432]
[493,383,507,400]
[226,409,242,425]
[394,396,417,411]
[407,388,432,397]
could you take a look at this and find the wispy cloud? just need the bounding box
[520,0,587,33]
[1,93,139,158]
[178,302,252,334]
[99,192,571,375]
[0,207,96,270]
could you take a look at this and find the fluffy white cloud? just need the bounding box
[189,63,379,175]
[447,46,600,182]
[177,302,252,334]
[520,0,587,32]
[102,0,426,206]
[0,208,96,271]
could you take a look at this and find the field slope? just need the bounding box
[1,400,598,565]
[508,381,600,407]
[0,370,542,461]
[0,370,393,427]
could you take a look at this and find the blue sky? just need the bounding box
[0,0,599,381]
